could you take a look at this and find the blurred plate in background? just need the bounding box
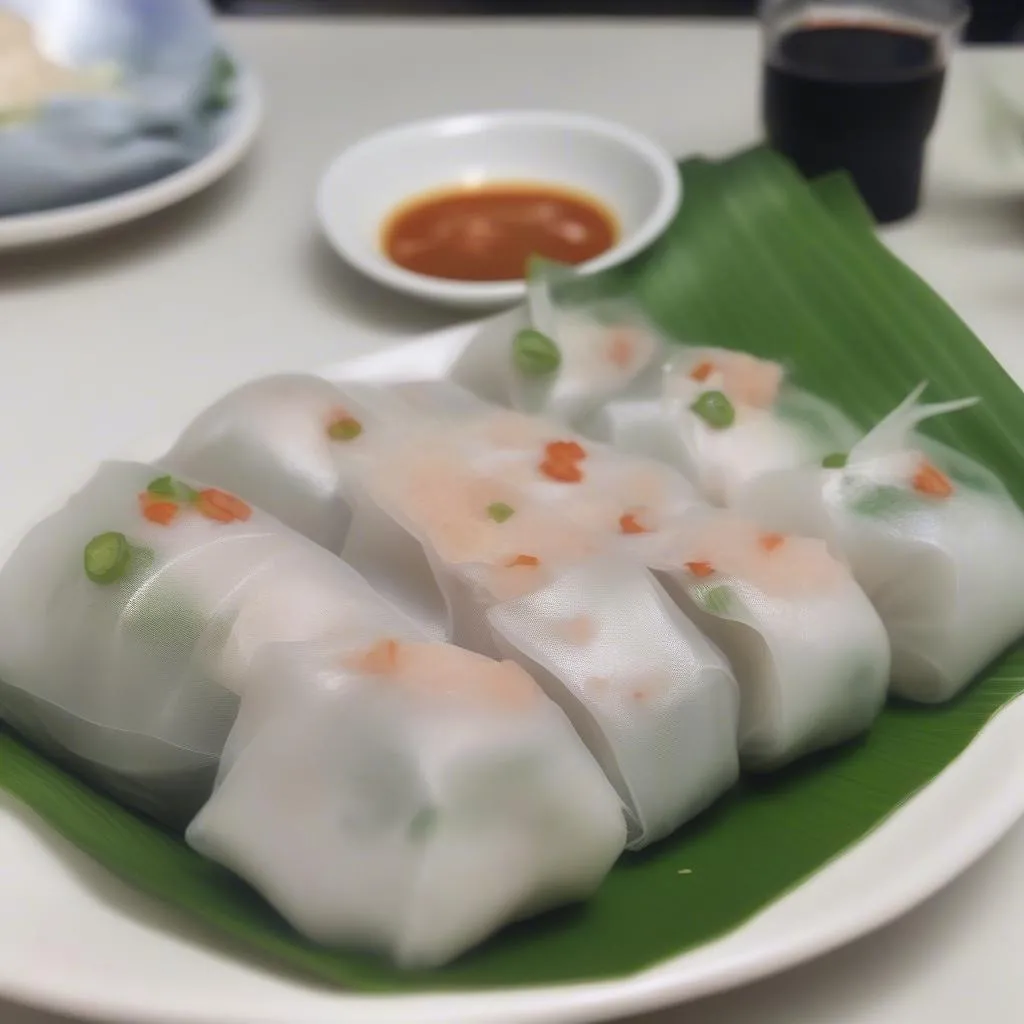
[0,65,262,251]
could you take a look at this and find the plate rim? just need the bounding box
[0,66,263,251]
[1,314,1023,1024]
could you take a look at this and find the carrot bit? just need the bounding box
[685,560,715,578]
[912,461,954,499]
[506,554,540,568]
[540,458,584,483]
[196,488,252,524]
[619,511,650,535]
[138,492,179,526]
[545,440,587,463]
[351,638,401,675]
[690,360,715,382]
[606,330,637,369]
[759,532,786,553]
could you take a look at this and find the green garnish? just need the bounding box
[848,485,919,519]
[327,417,363,442]
[487,502,516,523]
[201,50,237,114]
[408,807,438,842]
[84,532,132,585]
[512,329,561,377]
[822,452,848,469]
[699,585,733,616]
[147,476,198,503]
[690,390,735,429]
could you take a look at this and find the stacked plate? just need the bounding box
[0,0,262,250]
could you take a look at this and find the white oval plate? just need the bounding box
[1,311,1023,1024]
[0,68,263,251]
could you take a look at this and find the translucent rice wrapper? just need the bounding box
[0,0,229,215]
[187,635,626,968]
[587,346,862,507]
[342,440,741,849]
[164,376,398,555]
[737,386,1024,703]
[0,460,410,826]
[634,509,890,769]
[507,264,665,427]
[388,388,888,769]
[377,381,707,545]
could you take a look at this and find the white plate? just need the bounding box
[1,311,1023,1024]
[0,69,263,251]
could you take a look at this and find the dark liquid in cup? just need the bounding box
[763,23,946,224]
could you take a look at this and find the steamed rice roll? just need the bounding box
[508,264,663,426]
[164,374,391,552]
[594,347,861,506]
[380,383,706,542]
[635,510,890,768]
[343,440,740,848]
[188,634,626,968]
[0,460,413,824]
[737,385,1024,702]
[414,396,889,767]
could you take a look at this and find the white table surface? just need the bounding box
[2,16,1024,1024]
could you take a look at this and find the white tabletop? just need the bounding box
[2,17,1024,1024]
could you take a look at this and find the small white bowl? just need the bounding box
[315,110,681,309]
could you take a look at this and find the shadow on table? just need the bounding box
[0,154,259,293]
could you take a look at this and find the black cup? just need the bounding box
[761,0,969,224]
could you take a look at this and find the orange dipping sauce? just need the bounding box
[382,181,619,283]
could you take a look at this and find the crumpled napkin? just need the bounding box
[0,0,232,216]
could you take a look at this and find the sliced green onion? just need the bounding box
[147,476,198,503]
[849,485,919,519]
[487,502,516,523]
[84,532,131,585]
[512,329,561,377]
[408,807,438,841]
[822,452,848,469]
[699,585,732,616]
[328,417,363,441]
[690,390,735,429]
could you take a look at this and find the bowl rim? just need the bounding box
[315,109,682,307]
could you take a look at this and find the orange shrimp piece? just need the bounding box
[619,511,649,535]
[607,330,637,369]
[540,458,584,483]
[506,554,540,568]
[690,361,715,382]
[913,461,954,499]
[545,440,587,463]
[138,492,179,526]
[558,615,595,645]
[196,488,252,524]
[540,439,587,483]
[759,532,786,553]
[685,560,715,578]
[349,638,401,675]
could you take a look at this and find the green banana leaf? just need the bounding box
[2,145,1022,993]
